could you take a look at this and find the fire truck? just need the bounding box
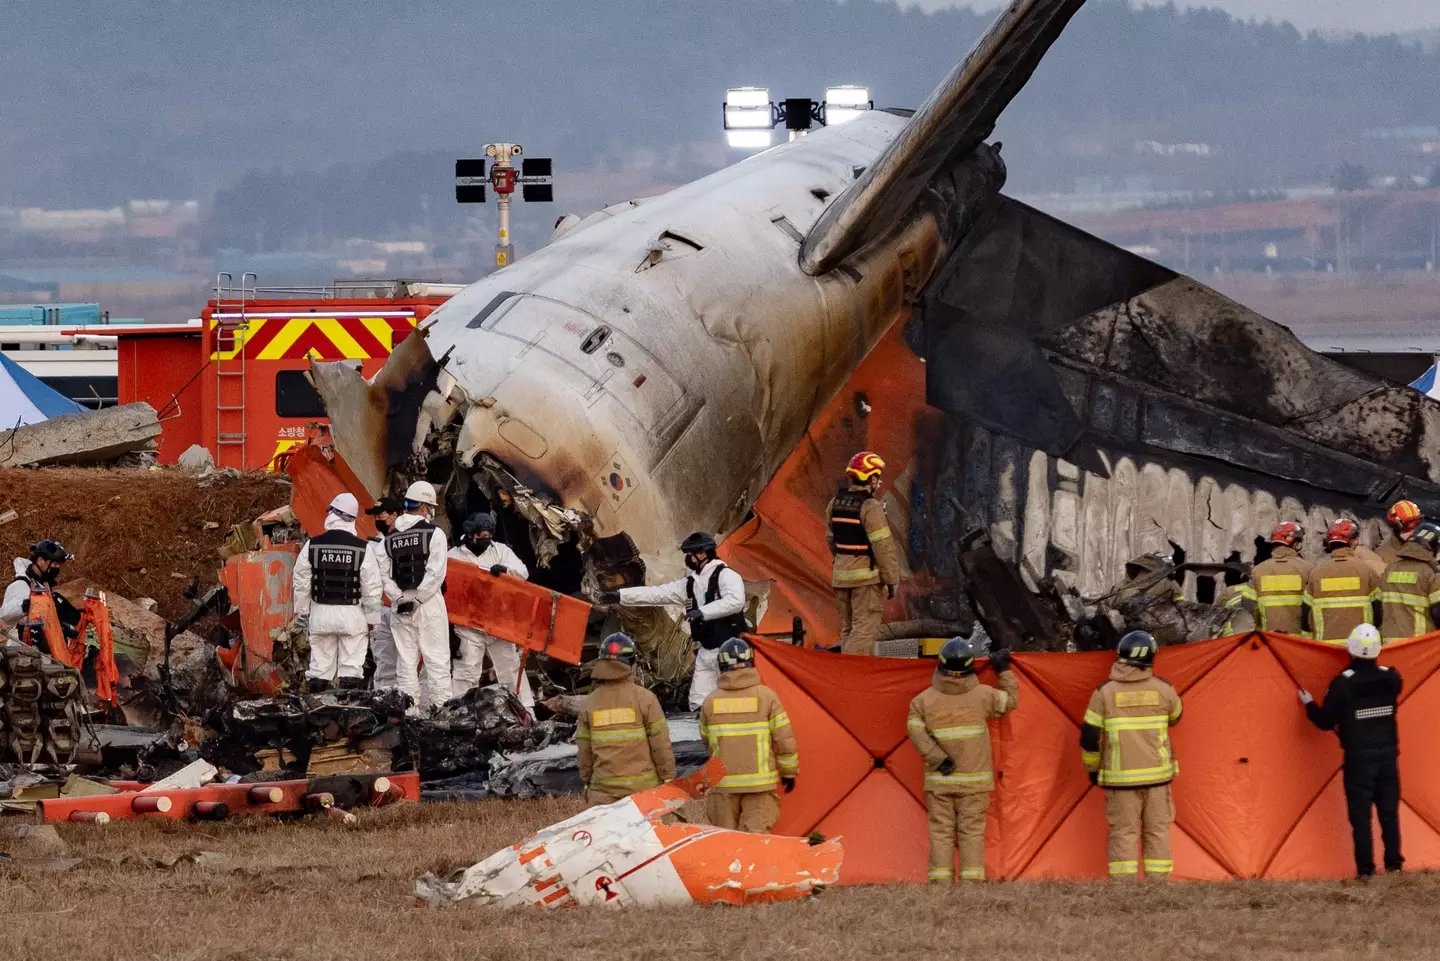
[107,277,461,470]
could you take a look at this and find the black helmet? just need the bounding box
[1117,630,1157,668]
[679,531,718,555]
[717,637,754,673]
[1412,521,1440,555]
[937,637,977,676]
[597,632,636,665]
[462,512,496,534]
[30,540,72,564]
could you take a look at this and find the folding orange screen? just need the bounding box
[754,632,1440,884]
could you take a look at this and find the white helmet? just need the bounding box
[1347,623,1382,660]
[404,481,438,508]
[328,492,359,520]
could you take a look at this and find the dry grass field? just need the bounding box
[1,798,1437,961]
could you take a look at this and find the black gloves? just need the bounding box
[886,584,897,600]
[1088,771,1100,787]
[19,598,28,615]
[937,757,955,776]
[598,590,621,605]
[989,648,1012,673]
[395,600,417,616]
[488,564,508,576]
[781,776,797,794]
[685,607,705,624]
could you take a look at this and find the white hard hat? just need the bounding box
[404,481,438,508]
[1347,623,1382,660]
[328,492,359,519]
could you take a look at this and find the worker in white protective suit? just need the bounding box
[378,481,450,712]
[601,532,748,711]
[1,540,73,644]
[363,495,404,690]
[448,512,533,705]
[291,493,383,692]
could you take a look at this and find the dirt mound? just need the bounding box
[0,467,290,620]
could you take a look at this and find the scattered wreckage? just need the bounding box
[416,759,843,908]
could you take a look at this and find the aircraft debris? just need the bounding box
[415,759,843,908]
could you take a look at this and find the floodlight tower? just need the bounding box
[454,145,554,268]
[722,85,874,150]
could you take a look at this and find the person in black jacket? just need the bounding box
[1298,623,1404,878]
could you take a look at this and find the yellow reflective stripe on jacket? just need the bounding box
[1305,592,1376,641]
[925,770,994,788]
[769,712,791,731]
[718,770,780,789]
[585,728,649,744]
[591,771,660,789]
[1082,709,1105,728]
[1101,763,1179,786]
[907,716,928,731]
[932,724,989,740]
[833,566,879,583]
[1379,590,1427,608]
[1388,570,1420,585]
[1099,714,1177,785]
[1429,590,1440,605]
[1102,715,1171,732]
[645,720,667,736]
[866,526,892,543]
[775,752,799,775]
[1081,750,1100,769]
[1227,585,1256,607]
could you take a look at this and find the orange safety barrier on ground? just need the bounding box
[218,549,297,695]
[754,631,1440,883]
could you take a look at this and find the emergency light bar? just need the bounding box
[722,85,873,150]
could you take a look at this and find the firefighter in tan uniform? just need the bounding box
[1230,522,1312,636]
[1304,520,1382,646]
[907,638,1017,883]
[1081,631,1183,880]
[1378,522,1440,643]
[1376,500,1424,568]
[826,451,901,655]
[699,638,798,833]
[575,633,676,806]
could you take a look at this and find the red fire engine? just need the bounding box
[106,278,460,470]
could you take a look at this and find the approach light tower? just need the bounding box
[722,85,873,150]
[454,144,554,268]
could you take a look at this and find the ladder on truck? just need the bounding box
[212,272,256,469]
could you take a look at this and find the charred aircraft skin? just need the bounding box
[317,0,1440,606]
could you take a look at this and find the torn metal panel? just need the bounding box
[416,759,843,908]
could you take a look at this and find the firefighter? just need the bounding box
[292,493,383,692]
[604,532,747,711]
[0,540,74,643]
[1303,519,1381,646]
[826,451,901,655]
[1377,521,1440,643]
[1299,624,1403,877]
[699,637,798,834]
[576,633,675,806]
[907,638,1017,883]
[378,481,450,713]
[448,512,533,705]
[1081,631,1183,881]
[363,496,403,690]
[1112,553,1185,604]
[1232,522,1313,636]
[1376,499,1424,568]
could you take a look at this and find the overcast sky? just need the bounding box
[902,0,1440,33]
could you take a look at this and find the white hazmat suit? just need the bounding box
[379,512,450,711]
[291,508,383,684]
[365,535,398,690]
[447,538,532,704]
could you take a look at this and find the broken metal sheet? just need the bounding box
[415,758,843,908]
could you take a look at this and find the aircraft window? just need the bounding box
[658,230,704,252]
[467,291,520,329]
[580,325,612,354]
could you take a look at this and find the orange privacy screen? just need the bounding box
[753,632,1440,884]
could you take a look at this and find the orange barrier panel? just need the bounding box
[720,327,934,645]
[219,549,298,694]
[445,560,589,666]
[286,443,377,539]
[754,631,1440,883]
